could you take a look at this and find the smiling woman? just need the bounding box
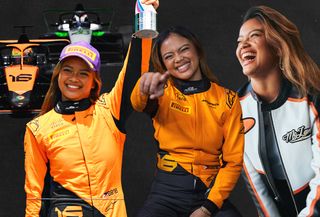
[58,56,96,102]
[159,33,202,81]
[130,26,245,217]
[22,1,160,216]
[40,41,102,115]
[236,18,278,81]
[24,39,138,217]
[236,5,320,217]
[24,37,151,217]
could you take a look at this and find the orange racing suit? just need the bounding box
[24,38,152,217]
[131,77,244,214]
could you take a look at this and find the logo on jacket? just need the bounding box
[226,90,236,109]
[48,129,70,142]
[50,120,64,129]
[242,117,255,134]
[54,206,83,217]
[202,99,219,108]
[105,200,118,213]
[102,188,119,198]
[174,92,186,101]
[183,86,198,94]
[170,101,191,114]
[96,94,109,107]
[282,125,311,143]
[29,118,40,132]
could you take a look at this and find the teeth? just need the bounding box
[242,52,256,59]
[240,51,256,66]
[177,63,189,72]
[67,84,80,89]
[242,52,255,60]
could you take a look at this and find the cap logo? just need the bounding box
[65,46,97,61]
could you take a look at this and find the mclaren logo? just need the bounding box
[242,117,255,134]
[170,101,191,114]
[202,99,219,108]
[282,125,311,143]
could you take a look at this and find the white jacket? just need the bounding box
[238,80,320,217]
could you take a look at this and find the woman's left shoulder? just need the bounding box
[211,83,239,110]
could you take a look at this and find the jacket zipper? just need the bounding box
[257,101,281,203]
[269,112,299,215]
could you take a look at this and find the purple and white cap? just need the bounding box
[59,41,101,72]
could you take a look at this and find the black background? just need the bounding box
[0,1,319,216]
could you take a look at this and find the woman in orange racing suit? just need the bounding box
[24,1,159,216]
[130,26,244,217]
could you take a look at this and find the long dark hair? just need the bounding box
[152,26,218,82]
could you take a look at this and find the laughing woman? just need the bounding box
[236,5,320,217]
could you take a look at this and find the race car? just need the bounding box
[0,27,69,113]
[39,3,133,66]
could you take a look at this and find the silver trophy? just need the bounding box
[134,0,158,39]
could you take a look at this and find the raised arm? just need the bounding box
[99,0,159,132]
